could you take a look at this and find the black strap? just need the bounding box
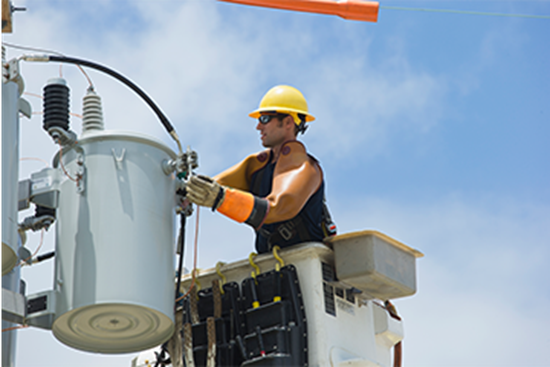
[244,197,269,229]
[211,187,225,211]
[259,215,313,251]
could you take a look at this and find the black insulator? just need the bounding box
[43,79,70,132]
[35,205,56,218]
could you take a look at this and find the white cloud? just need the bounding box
[307,61,445,161]
[403,260,550,366]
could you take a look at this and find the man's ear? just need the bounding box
[284,115,295,130]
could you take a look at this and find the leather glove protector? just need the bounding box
[187,175,269,229]
[186,175,225,211]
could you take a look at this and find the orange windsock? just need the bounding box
[218,0,379,23]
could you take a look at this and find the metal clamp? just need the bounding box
[75,150,85,194]
[162,146,198,178]
[277,222,294,241]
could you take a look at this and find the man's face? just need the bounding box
[256,114,291,148]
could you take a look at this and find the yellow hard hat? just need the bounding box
[249,85,315,125]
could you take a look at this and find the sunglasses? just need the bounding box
[258,113,288,124]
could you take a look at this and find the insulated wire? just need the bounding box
[3,42,94,88]
[23,92,43,99]
[380,6,550,19]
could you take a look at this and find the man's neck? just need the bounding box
[270,145,282,163]
[270,138,298,163]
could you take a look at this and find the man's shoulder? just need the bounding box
[244,149,271,177]
[249,149,270,164]
[277,140,321,176]
[214,150,270,189]
[280,140,320,166]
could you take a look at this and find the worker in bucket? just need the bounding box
[186,85,336,254]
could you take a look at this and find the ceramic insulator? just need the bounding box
[82,89,104,133]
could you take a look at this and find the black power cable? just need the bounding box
[175,213,186,302]
[47,55,175,135]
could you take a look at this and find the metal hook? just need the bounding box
[216,261,226,295]
[272,246,285,272]
[249,252,260,285]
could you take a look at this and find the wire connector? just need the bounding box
[22,54,50,62]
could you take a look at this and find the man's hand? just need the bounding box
[186,175,225,211]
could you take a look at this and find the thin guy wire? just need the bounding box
[380,6,550,19]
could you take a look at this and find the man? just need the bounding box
[186,85,336,254]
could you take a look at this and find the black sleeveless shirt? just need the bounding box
[250,152,325,254]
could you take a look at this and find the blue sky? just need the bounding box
[3,0,550,366]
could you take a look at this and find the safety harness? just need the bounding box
[250,151,336,253]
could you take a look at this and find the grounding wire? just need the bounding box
[3,41,65,56]
[380,6,550,19]
[2,325,29,333]
[175,213,186,304]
